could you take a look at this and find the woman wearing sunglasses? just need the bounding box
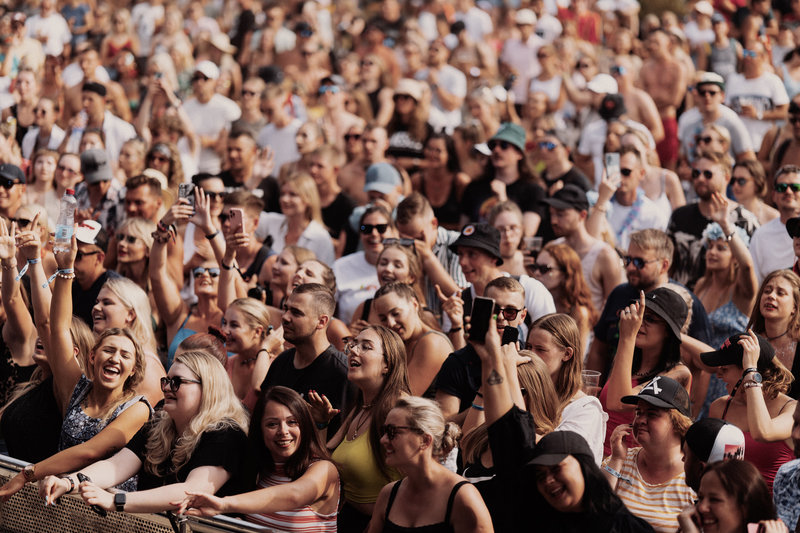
[39,350,253,514]
[366,396,493,533]
[601,287,692,457]
[728,159,778,226]
[531,242,597,353]
[175,386,340,530]
[310,325,410,532]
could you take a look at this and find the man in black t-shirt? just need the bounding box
[261,283,354,435]
[72,220,120,327]
[309,145,357,255]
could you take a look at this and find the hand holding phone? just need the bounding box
[229,208,244,232]
[604,152,621,188]
[179,183,195,214]
[468,296,495,343]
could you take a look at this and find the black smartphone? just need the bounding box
[179,183,195,213]
[76,473,107,517]
[501,326,518,346]
[468,296,495,343]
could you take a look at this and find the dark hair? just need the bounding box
[359,204,395,229]
[733,159,768,197]
[396,192,433,225]
[701,460,776,524]
[250,386,332,480]
[291,282,336,317]
[632,330,682,381]
[424,131,461,173]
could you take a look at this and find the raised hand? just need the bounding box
[0,218,16,261]
[53,226,78,271]
[739,329,760,371]
[191,187,217,234]
[161,197,194,227]
[435,284,464,327]
[17,213,42,262]
[609,423,632,462]
[618,290,645,340]
[707,191,731,226]
[306,390,340,424]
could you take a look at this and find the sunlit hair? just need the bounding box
[227,298,272,343]
[292,283,336,318]
[701,124,732,152]
[345,325,410,480]
[423,131,461,173]
[700,460,777,525]
[177,333,227,367]
[250,386,332,480]
[90,328,146,419]
[666,408,692,437]
[393,396,460,460]
[747,269,800,342]
[695,149,732,176]
[146,142,183,193]
[359,204,395,230]
[278,245,316,283]
[732,159,767,198]
[101,277,157,352]
[294,260,337,293]
[530,314,583,406]
[29,149,59,186]
[540,243,598,327]
[116,216,155,250]
[377,244,425,302]
[144,350,249,476]
[517,352,561,434]
[278,173,323,224]
[488,200,523,228]
[629,229,674,262]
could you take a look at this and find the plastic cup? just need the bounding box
[582,370,601,397]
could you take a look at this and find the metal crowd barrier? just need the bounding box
[0,455,275,533]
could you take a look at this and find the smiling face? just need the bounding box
[90,334,137,391]
[374,291,419,341]
[92,287,133,334]
[262,400,302,461]
[161,362,203,421]
[381,408,424,467]
[457,246,498,285]
[360,211,393,261]
[279,182,308,219]
[531,250,563,291]
[534,455,585,513]
[493,211,523,257]
[759,275,797,322]
[193,261,220,296]
[33,153,57,185]
[116,230,146,263]
[222,307,263,353]
[346,328,388,384]
[695,471,744,533]
[485,286,526,335]
[632,401,675,447]
[376,247,412,286]
[635,309,669,350]
[271,249,299,289]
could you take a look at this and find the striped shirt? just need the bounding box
[612,448,696,533]
[247,465,338,532]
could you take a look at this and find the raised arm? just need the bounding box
[151,200,192,331]
[0,219,35,363]
[471,320,514,426]
[605,291,644,411]
[18,216,52,354]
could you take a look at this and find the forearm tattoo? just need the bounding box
[487,369,503,385]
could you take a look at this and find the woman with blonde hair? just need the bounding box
[99,8,140,66]
[112,217,157,296]
[367,397,493,533]
[260,173,335,265]
[357,53,395,127]
[25,149,60,223]
[40,350,254,513]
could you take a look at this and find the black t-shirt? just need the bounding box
[72,270,120,328]
[434,344,482,414]
[322,192,356,238]
[218,171,280,213]
[126,422,254,496]
[230,9,255,53]
[541,166,593,193]
[0,376,61,462]
[461,177,546,224]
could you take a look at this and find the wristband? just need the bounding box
[475,391,483,398]
[471,403,484,411]
[742,367,758,377]
[221,261,234,270]
[45,268,75,287]
[62,475,75,494]
[205,230,220,240]
[448,327,462,334]
[14,258,39,281]
[743,381,762,389]
[603,464,633,485]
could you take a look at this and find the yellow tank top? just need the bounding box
[331,431,400,504]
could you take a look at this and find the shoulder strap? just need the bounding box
[721,395,734,420]
[361,298,373,321]
[774,138,793,172]
[384,480,402,520]
[444,481,469,524]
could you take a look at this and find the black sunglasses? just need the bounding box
[344,133,362,141]
[620,168,634,177]
[698,89,720,97]
[696,136,714,145]
[193,266,221,278]
[493,304,524,321]
[730,177,749,187]
[381,424,424,440]
[0,178,20,189]
[191,75,209,83]
[76,250,100,261]
[642,313,665,326]
[691,168,714,180]
[623,255,658,269]
[116,234,138,244]
[530,263,562,274]
[775,182,800,193]
[360,223,388,235]
[488,140,515,151]
[204,191,225,201]
[160,376,202,393]
[789,116,800,125]
[9,217,31,228]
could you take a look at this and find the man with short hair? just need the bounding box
[221,190,272,284]
[21,97,65,159]
[769,99,800,176]
[544,184,625,312]
[63,45,130,124]
[231,77,267,139]
[750,165,800,282]
[773,401,800,531]
[218,130,279,213]
[677,72,755,163]
[682,418,745,492]
[317,76,365,152]
[261,283,353,436]
[256,83,302,173]
[25,0,70,57]
[498,8,543,110]
[72,220,119,327]
[415,38,467,133]
[667,150,759,289]
[124,174,164,222]
[611,55,664,144]
[0,163,26,219]
[77,149,124,236]
[338,124,389,205]
[308,145,355,255]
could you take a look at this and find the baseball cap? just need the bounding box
[787,216,800,238]
[395,79,424,102]
[526,431,594,466]
[621,375,692,417]
[542,184,589,211]
[0,163,25,184]
[643,287,688,341]
[81,149,112,184]
[364,163,402,195]
[587,74,618,94]
[75,220,109,252]
[599,93,626,121]
[684,418,745,463]
[694,1,714,16]
[515,8,537,25]
[448,223,503,265]
[700,332,776,369]
[711,13,726,24]
[489,123,526,153]
[696,71,726,92]
[194,60,220,80]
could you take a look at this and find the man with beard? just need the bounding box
[773,401,800,530]
[667,150,759,290]
[260,283,353,436]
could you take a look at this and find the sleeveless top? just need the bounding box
[242,243,275,282]
[247,463,338,532]
[9,104,32,148]
[782,63,800,99]
[650,170,672,217]
[331,429,401,504]
[709,38,738,81]
[421,174,462,229]
[600,377,641,458]
[166,307,197,370]
[383,479,468,533]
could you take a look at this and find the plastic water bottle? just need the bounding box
[53,189,76,253]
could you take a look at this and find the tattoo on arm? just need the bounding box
[487,369,503,385]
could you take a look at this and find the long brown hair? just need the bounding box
[529,314,583,406]
[541,242,598,326]
[747,270,800,341]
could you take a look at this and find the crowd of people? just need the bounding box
[0,0,798,530]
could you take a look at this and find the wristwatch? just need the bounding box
[22,464,35,482]
[114,492,126,512]
[743,371,763,385]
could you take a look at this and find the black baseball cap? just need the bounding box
[684,418,745,463]
[449,223,503,266]
[527,430,594,466]
[643,287,688,341]
[0,163,25,184]
[700,332,775,369]
[786,216,800,238]
[621,375,691,417]
[542,184,589,211]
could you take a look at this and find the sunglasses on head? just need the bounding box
[116,234,138,244]
[76,250,100,261]
[775,182,800,193]
[360,223,388,235]
[493,304,524,321]
[698,89,720,97]
[691,168,714,180]
[538,141,557,151]
[381,424,424,440]
[730,177,749,187]
[0,178,20,189]
[623,255,657,269]
[382,237,415,247]
[193,266,220,278]
[160,375,202,393]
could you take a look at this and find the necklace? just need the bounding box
[767,329,789,341]
[350,408,371,440]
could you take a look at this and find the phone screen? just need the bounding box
[468,296,495,343]
[604,152,621,186]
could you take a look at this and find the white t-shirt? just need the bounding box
[577,118,655,186]
[529,75,562,105]
[64,111,136,162]
[26,13,71,56]
[749,216,794,283]
[683,21,715,48]
[131,2,164,56]
[677,105,754,161]
[183,94,241,174]
[256,119,302,174]
[415,66,467,134]
[62,64,110,89]
[500,35,544,104]
[556,395,608,465]
[725,72,789,149]
[607,192,670,250]
[333,251,379,323]
[454,6,493,43]
[258,212,335,265]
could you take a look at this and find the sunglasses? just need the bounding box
[642,313,665,326]
[696,136,714,145]
[790,116,800,125]
[493,304,524,321]
[730,177,749,187]
[150,154,170,163]
[620,168,634,177]
[577,62,591,69]
[76,250,100,261]
[538,141,557,151]
[318,85,340,95]
[57,164,80,175]
[116,234,139,244]
[536,53,550,59]
[160,375,202,393]
[742,49,758,58]
[9,217,31,228]
[381,424,424,440]
[191,75,209,83]
[775,182,800,193]
[382,237,415,247]
[698,89,720,97]
[623,255,658,269]
[691,168,714,180]
[344,133,362,141]
[360,223,388,235]
[394,94,414,101]
[610,65,626,75]
[0,178,20,189]
[488,140,515,151]
[204,191,225,201]
[193,266,221,277]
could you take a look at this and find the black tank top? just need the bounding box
[383,480,468,533]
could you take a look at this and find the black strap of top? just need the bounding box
[384,479,403,521]
[361,298,373,322]
[444,481,469,525]
[789,342,800,400]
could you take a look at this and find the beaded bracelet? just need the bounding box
[44,268,75,287]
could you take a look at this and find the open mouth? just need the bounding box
[101,364,121,379]
[349,358,362,368]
